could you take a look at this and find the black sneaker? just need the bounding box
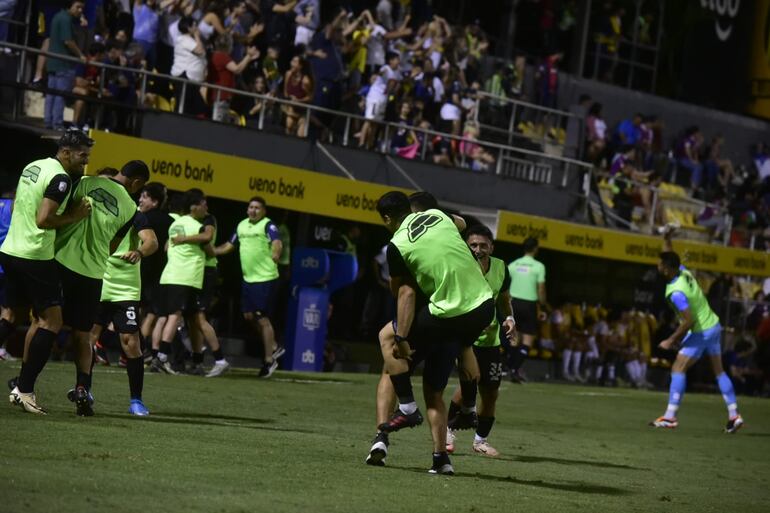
[378,408,424,433]
[428,452,454,475]
[75,386,95,417]
[509,369,527,384]
[7,376,18,391]
[187,363,205,376]
[67,388,94,404]
[365,432,389,466]
[258,360,278,378]
[448,410,478,431]
[272,346,286,361]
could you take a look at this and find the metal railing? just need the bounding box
[0,40,594,191]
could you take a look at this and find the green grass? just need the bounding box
[1,362,769,513]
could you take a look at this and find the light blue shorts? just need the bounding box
[679,324,721,359]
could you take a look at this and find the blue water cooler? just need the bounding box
[284,247,358,371]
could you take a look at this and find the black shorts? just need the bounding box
[398,298,496,391]
[241,279,278,316]
[160,284,199,316]
[511,298,538,336]
[59,263,102,332]
[141,282,164,315]
[0,253,63,314]
[96,301,141,334]
[198,267,218,312]
[474,345,503,388]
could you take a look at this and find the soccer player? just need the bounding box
[447,225,516,457]
[195,210,231,378]
[370,191,494,475]
[3,130,93,415]
[90,197,158,415]
[54,160,150,416]
[215,196,284,378]
[650,226,743,433]
[507,236,547,383]
[151,189,215,376]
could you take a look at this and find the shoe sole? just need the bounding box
[428,465,455,475]
[75,391,94,417]
[365,443,387,466]
[725,420,744,434]
[272,347,286,360]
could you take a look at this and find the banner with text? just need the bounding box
[87,131,408,225]
[496,211,768,277]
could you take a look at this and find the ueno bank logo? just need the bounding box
[701,0,740,41]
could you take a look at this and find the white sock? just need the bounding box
[664,404,678,419]
[461,405,477,414]
[399,401,417,415]
[639,361,647,382]
[215,358,227,364]
[158,352,168,362]
[608,365,616,380]
[596,365,604,380]
[625,361,637,383]
[571,351,582,377]
[562,349,573,377]
[474,434,486,443]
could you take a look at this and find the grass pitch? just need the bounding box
[1,361,769,513]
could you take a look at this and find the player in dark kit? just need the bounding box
[3,131,93,415]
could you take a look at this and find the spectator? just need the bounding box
[753,142,770,183]
[0,0,17,45]
[282,54,313,136]
[198,1,230,44]
[293,0,320,47]
[307,11,348,134]
[132,0,159,69]
[170,16,207,115]
[246,74,270,122]
[459,122,495,171]
[615,112,643,147]
[439,91,463,136]
[535,51,562,109]
[703,135,735,192]
[71,40,105,129]
[676,126,704,189]
[357,51,401,147]
[208,34,259,122]
[375,0,394,31]
[390,102,418,158]
[264,0,297,66]
[225,1,264,62]
[44,0,86,131]
[156,0,193,74]
[262,45,282,93]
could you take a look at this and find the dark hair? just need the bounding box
[88,41,105,56]
[184,188,206,212]
[142,182,167,207]
[96,167,119,176]
[178,16,194,35]
[386,51,400,63]
[588,102,602,116]
[377,191,411,220]
[523,237,539,253]
[57,130,94,150]
[409,191,438,212]
[168,193,186,214]
[121,160,150,181]
[465,224,493,241]
[249,196,266,207]
[68,0,85,7]
[659,251,681,271]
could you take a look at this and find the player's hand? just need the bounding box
[171,234,187,245]
[393,340,414,361]
[119,250,143,264]
[503,319,517,345]
[538,311,548,321]
[72,198,92,220]
[658,337,676,351]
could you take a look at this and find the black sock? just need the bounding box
[17,328,56,393]
[139,334,146,353]
[213,348,224,361]
[151,348,158,358]
[448,400,461,421]
[432,451,450,466]
[476,416,495,438]
[159,340,172,359]
[510,345,529,371]
[126,356,144,400]
[389,372,415,404]
[76,371,90,388]
[192,352,204,364]
[0,318,14,342]
[459,379,477,409]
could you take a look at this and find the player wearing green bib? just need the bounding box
[371,191,494,475]
[447,225,516,458]
[215,196,284,378]
[90,201,158,416]
[650,227,743,433]
[4,131,93,415]
[152,189,216,376]
[507,237,547,383]
[55,160,149,417]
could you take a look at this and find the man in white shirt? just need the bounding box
[357,52,401,148]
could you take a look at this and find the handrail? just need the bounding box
[476,90,577,118]
[0,16,26,27]
[0,40,594,172]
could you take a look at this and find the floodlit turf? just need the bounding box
[1,362,769,513]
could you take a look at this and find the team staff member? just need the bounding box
[215,196,284,378]
[447,225,516,458]
[372,191,494,475]
[90,203,158,416]
[3,131,92,415]
[152,189,215,376]
[137,183,174,359]
[54,160,150,416]
[507,237,547,382]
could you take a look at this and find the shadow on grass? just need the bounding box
[465,453,647,471]
[96,412,316,435]
[387,466,632,495]
[743,433,770,438]
[217,372,358,385]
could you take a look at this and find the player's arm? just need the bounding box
[203,243,216,258]
[267,222,282,263]
[36,175,90,229]
[392,277,417,360]
[121,228,159,264]
[659,292,694,350]
[451,214,466,232]
[172,225,214,245]
[662,225,675,252]
[537,282,547,306]
[498,266,517,343]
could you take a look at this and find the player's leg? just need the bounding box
[242,280,283,378]
[199,311,230,377]
[186,311,205,376]
[650,346,699,428]
[365,363,397,466]
[114,302,149,415]
[376,320,422,431]
[705,336,743,432]
[423,338,457,475]
[473,346,502,457]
